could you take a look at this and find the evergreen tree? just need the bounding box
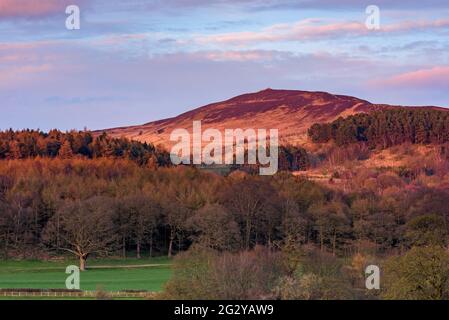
[58,140,74,159]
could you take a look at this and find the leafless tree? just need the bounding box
[43,196,116,271]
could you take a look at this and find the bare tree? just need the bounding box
[121,195,161,258]
[223,177,277,250]
[188,203,240,251]
[43,196,116,271]
[160,178,204,257]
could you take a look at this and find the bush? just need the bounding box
[383,246,449,300]
[160,246,286,300]
[273,274,323,300]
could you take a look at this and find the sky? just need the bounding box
[1,0,449,131]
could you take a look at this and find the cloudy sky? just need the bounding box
[1,0,449,131]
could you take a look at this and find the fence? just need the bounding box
[0,288,155,299]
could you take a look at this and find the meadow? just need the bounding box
[0,257,172,293]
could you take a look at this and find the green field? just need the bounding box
[0,257,172,292]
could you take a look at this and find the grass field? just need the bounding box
[0,257,172,293]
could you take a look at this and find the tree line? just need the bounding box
[0,129,309,172]
[308,108,449,148]
[0,129,171,167]
[1,158,448,271]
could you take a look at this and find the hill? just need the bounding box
[99,88,407,147]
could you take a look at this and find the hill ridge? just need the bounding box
[99,89,446,147]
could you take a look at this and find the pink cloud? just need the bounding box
[0,64,52,87]
[383,19,449,32]
[197,18,449,45]
[204,50,279,62]
[375,66,449,88]
[197,20,366,45]
[0,0,86,18]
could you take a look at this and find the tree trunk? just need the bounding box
[122,235,126,259]
[56,213,60,248]
[245,219,251,250]
[168,238,173,258]
[320,226,324,252]
[4,234,9,259]
[136,240,141,259]
[149,235,153,258]
[168,228,175,258]
[332,231,337,256]
[79,255,87,271]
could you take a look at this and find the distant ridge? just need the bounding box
[99,89,447,147]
